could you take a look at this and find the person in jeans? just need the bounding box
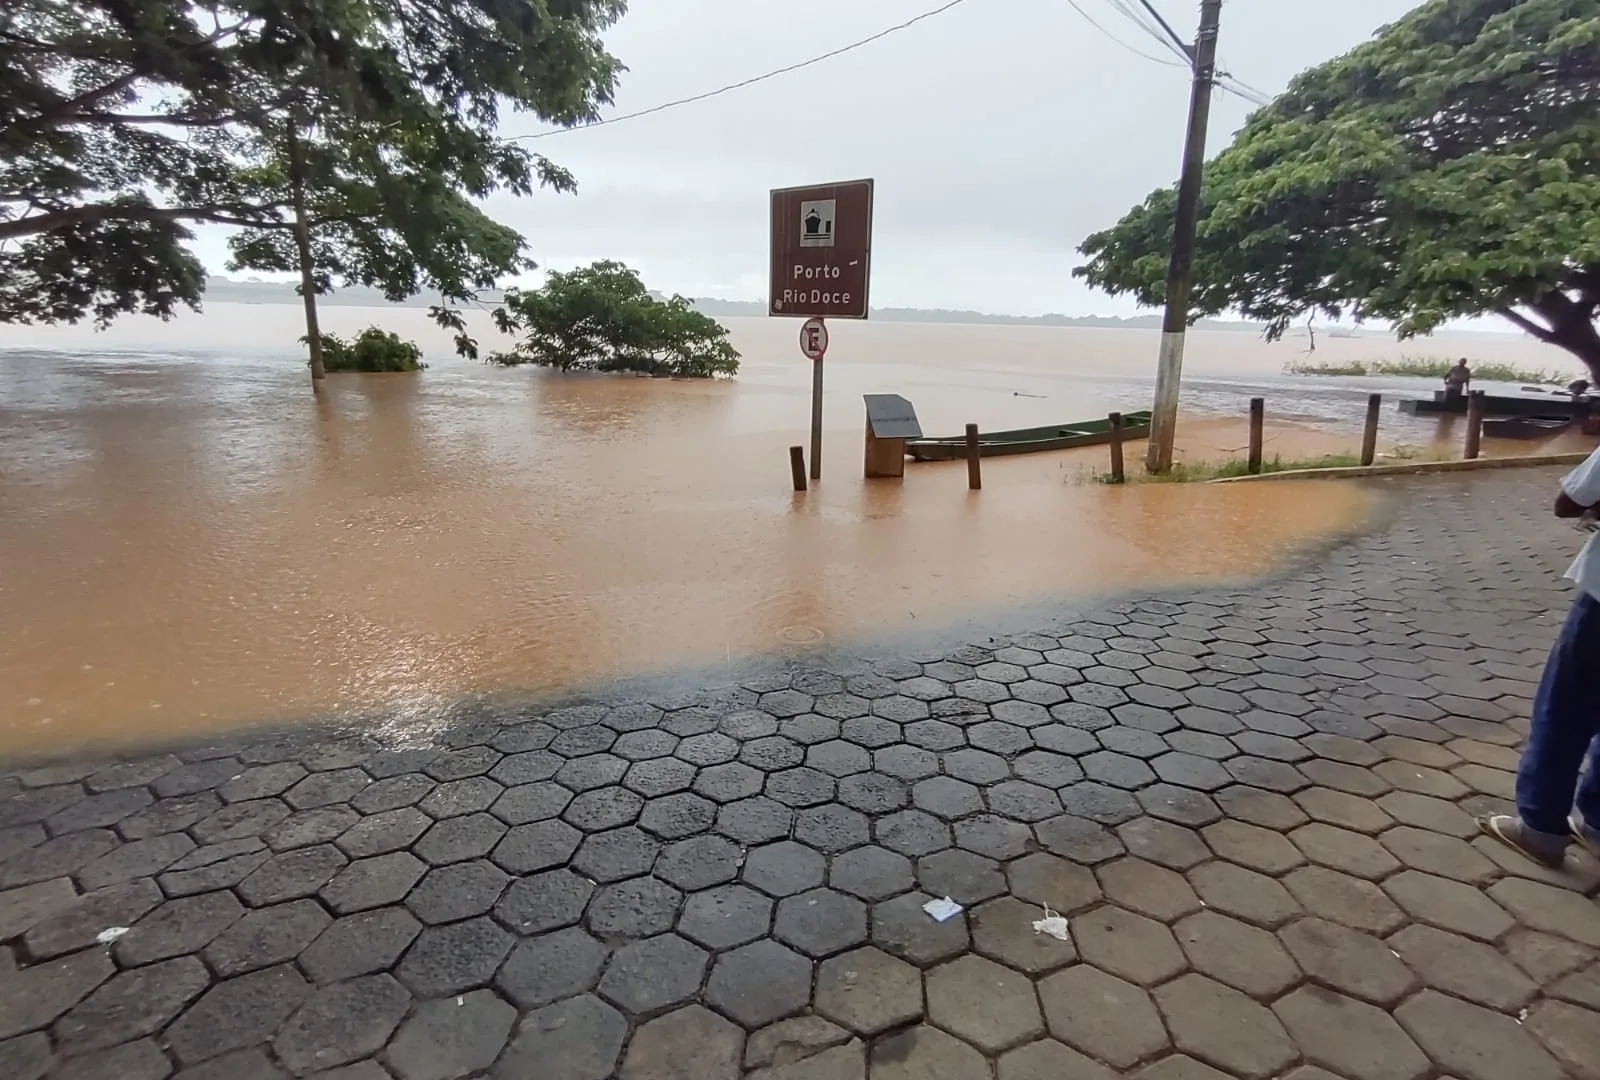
[1481,449,1600,865]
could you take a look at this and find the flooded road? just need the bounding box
[0,308,1577,754]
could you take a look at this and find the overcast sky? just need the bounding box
[195,0,1425,317]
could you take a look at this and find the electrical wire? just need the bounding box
[513,0,974,140]
[1063,0,1186,66]
[1104,0,1190,63]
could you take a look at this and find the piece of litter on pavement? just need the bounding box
[96,927,129,944]
[1032,905,1070,941]
[923,897,963,922]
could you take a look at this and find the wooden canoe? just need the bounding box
[905,411,1153,462]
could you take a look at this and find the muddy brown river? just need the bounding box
[0,308,1576,755]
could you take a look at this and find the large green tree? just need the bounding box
[1076,0,1600,378]
[1,0,625,360]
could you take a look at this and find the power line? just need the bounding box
[1103,0,1189,63]
[513,0,973,140]
[1125,0,1190,57]
[1063,0,1186,66]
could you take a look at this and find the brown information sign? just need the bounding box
[769,179,873,320]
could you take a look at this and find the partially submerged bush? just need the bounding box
[308,328,427,372]
[488,261,740,377]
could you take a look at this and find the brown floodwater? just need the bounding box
[0,307,1580,754]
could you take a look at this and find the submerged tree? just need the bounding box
[1075,0,1600,378]
[490,261,741,377]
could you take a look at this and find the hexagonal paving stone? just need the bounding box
[1526,999,1600,1079]
[1186,861,1301,929]
[1154,973,1294,1080]
[1173,911,1300,998]
[871,1027,989,1080]
[586,877,683,940]
[912,777,984,820]
[386,988,516,1080]
[872,891,970,967]
[396,917,513,997]
[1383,869,1515,941]
[1289,823,1401,880]
[1389,922,1537,1010]
[568,826,659,883]
[162,965,310,1066]
[876,810,951,858]
[655,834,741,891]
[497,995,626,1080]
[1098,858,1200,921]
[1396,989,1566,1080]
[203,897,331,977]
[52,954,210,1052]
[767,767,837,808]
[836,772,908,816]
[743,840,826,897]
[1035,814,1125,863]
[815,946,922,1035]
[299,907,421,984]
[113,890,244,966]
[795,805,870,854]
[831,846,914,902]
[1137,784,1221,827]
[404,860,511,925]
[414,813,506,865]
[953,814,1032,861]
[705,940,813,1028]
[496,926,608,1009]
[924,954,1043,1053]
[916,849,1006,905]
[418,776,503,819]
[1073,906,1185,987]
[715,796,794,845]
[1278,918,1416,1005]
[774,888,867,958]
[598,933,709,1016]
[1282,865,1404,934]
[678,884,773,950]
[623,758,698,799]
[494,868,594,935]
[693,763,764,803]
[1272,986,1429,1080]
[1038,965,1169,1070]
[1201,819,1304,874]
[945,749,1010,786]
[273,973,410,1074]
[1117,817,1210,870]
[1487,877,1600,948]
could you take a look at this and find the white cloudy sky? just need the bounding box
[194,0,1427,317]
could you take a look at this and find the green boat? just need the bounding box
[905,411,1153,462]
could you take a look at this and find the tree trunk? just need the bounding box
[286,120,325,383]
[1552,317,1600,385]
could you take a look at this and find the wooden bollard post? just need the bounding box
[789,445,807,491]
[1360,393,1382,466]
[1465,390,1486,460]
[1107,412,1126,483]
[1247,397,1265,474]
[965,424,981,490]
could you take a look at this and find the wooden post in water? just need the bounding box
[789,446,807,491]
[1464,390,1486,460]
[1107,412,1126,483]
[1360,393,1382,466]
[1247,397,1265,474]
[965,424,982,490]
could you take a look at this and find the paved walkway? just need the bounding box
[3,468,1600,1080]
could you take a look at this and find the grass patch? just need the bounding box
[1088,445,1428,484]
[1283,355,1576,384]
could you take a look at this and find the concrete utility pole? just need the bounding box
[1146,0,1223,473]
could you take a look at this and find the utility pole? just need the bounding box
[1146,0,1222,473]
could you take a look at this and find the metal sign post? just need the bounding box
[770,179,873,485]
[800,317,829,479]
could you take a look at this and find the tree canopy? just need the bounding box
[1,0,625,333]
[1075,0,1600,377]
[490,261,741,377]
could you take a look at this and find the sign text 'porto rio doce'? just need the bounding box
[769,179,874,320]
